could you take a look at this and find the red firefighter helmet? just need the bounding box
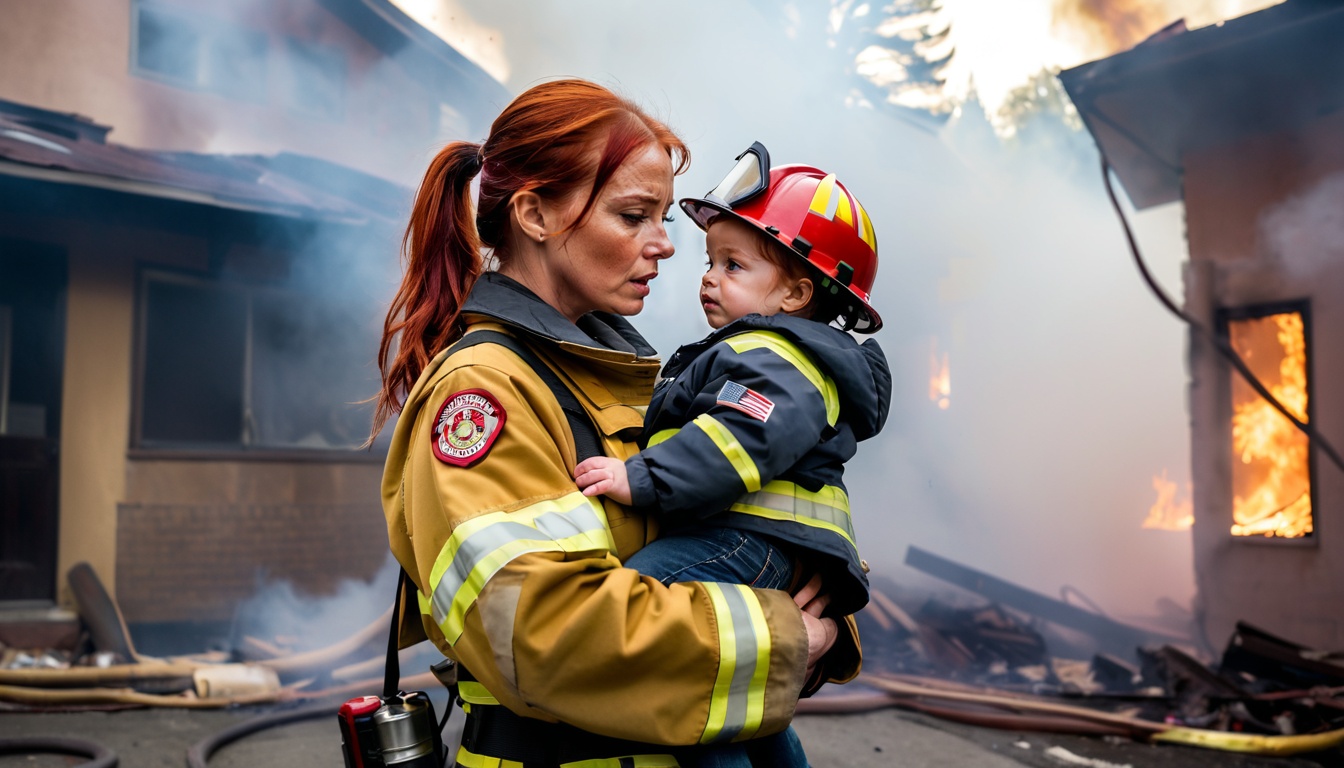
[680,142,882,332]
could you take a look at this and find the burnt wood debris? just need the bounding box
[2,555,1344,760]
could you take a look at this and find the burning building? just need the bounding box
[0,0,505,641]
[1060,0,1344,650]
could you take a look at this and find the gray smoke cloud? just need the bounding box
[451,0,1196,621]
[1260,170,1344,281]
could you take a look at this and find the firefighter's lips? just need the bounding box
[630,273,656,297]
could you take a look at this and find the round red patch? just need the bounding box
[431,389,506,467]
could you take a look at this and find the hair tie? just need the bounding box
[466,147,483,177]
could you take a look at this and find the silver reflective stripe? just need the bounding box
[715,584,758,743]
[729,481,857,550]
[700,583,770,744]
[427,493,613,644]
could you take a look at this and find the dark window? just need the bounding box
[140,279,246,445]
[131,1,267,101]
[287,39,346,120]
[136,273,376,452]
[134,4,202,83]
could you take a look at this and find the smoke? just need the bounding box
[444,0,1203,621]
[232,552,399,653]
[1259,170,1344,282]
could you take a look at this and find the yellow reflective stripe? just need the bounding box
[700,583,770,744]
[834,187,853,226]
[854,197,877,252]
[729,480,857,550]
[456,746,524,768]
[723,332,839,425]
[457,680,499,705]
[807,173,838,217]
[426,491,615,644]
[561,756,680,768]
[647,428,678,447]
[691,414,760,493]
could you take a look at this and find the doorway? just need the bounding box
[0,239,67,604]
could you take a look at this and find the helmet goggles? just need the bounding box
[705,141,771,210]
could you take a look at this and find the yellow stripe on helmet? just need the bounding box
[834,189,853,226]
[854,197,877,252]
[807,173,839,217]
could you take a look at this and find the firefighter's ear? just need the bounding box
[510,191,550,243]
[780,277,814,315]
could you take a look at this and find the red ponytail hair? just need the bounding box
[371,79,689,438]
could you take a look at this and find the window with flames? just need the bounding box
[1221,303,1314,540]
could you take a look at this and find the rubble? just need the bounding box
[794,547,1344,759]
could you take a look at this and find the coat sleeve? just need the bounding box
[385,354,809,746]
[625,331,838,517]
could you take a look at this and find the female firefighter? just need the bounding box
[370,79,857,766]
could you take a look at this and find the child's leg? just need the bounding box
[627,527,804,767]
[624,526,793,590]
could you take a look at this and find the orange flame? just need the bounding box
[1143,469,1193,531]
[1229,312,1312,538]
[929,338,950,410]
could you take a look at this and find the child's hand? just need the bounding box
[574,456,633,505]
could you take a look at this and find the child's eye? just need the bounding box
[725,259,741,272]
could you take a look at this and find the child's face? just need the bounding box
[700,218,798,329]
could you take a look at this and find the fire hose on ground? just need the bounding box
[8,567,1344,760]
[0,736,118,768]
[795,674,1344,756]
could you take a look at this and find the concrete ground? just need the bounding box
[3,701,1342,767]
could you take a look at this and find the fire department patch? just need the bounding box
[431,389,506,467]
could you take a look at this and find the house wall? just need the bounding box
[1182,109,1344,649]
[0,202,388,619]
[117,459,386,623]
[0,0,459,185]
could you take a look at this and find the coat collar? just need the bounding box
[461,272,658,359]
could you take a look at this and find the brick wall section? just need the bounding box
[116,501,388,623]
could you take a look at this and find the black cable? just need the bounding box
[185,703,334,768]
[0,736,117,767]
[1100,156,1344,477]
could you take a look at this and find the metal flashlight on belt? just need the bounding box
[338,691,443,768]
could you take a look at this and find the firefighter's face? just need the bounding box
[700,218,798,329]
[538,143,676,321]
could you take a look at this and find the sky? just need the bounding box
[377,0,1283,623]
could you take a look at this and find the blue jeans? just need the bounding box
[625,527,808,768]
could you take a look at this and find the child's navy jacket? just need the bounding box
[626,313,892,616]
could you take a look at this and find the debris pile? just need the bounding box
[797,547,1344,757]
[0,563,425,710]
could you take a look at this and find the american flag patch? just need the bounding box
[716,381,775,422]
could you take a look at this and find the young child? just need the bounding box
[575,145,891,767]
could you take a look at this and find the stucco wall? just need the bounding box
[1182,109,1344,650]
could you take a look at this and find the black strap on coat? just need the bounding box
[383,328,603,697]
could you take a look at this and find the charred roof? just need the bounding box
[1059,0,1344,209]
[0,98,408,225]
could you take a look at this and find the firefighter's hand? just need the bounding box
[795,574,836,678]
[574,456,632,505]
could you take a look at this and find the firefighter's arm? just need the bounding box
[399,363,809,745]
[626,332,837,516]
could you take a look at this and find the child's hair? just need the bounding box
[741,224,848,326]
